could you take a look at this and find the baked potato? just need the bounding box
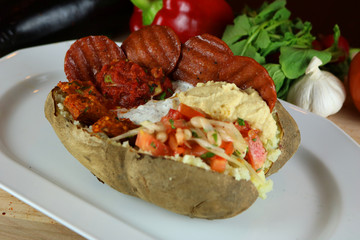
[45,82,300,219]
[44,27,300,219]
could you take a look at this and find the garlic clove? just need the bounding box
[287,56,346,117]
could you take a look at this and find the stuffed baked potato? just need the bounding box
[44,26,300,219]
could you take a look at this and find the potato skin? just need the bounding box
[266,101,301,176]
[44,87,300,219]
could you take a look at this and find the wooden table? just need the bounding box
[1,101,359,239]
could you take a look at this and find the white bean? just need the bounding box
[156,131,168,143]
[175,128,185,145]
[183,129,192,140]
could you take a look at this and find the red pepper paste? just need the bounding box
[95,59,173,109]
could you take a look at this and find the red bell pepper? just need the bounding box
[130,0,234,43]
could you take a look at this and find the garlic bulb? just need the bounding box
[287,56,346,117]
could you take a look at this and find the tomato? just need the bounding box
[312,34,350,62]
[165,109,184,120]
[160,117,188,133]
[184,143,208,157]
[245,130,267,171]
[167,133,188,155]
[135,130,171,156]
[234,119,251,137]
[208,156,227,173]
[349,52,360,112]
[178,103,205,120]
[220,141,234,156]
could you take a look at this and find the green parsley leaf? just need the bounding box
[200,152,215,159]
[104,75,113,83]
[191,131,199,138]
[150,142,156,149]
[237,118,245,126]
[212,132,218,143]
[159,91,166,100]
[169,119,175,129]
[75,89,83,95]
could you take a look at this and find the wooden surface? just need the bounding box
[1,101,359,239]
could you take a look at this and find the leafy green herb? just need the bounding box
[148,84,155,93]
[200,152,216,159]
[279,46,331,79]
[80,86,90,91]
[169,119,175,129]
[104,75,113,83]
[252,138,257,142]
[75,89,83,95]
[150,142,156,149]
[213,132,218,142]
[159,91,166,100]
[237,118,245,126]
[191,130,199,138]
[83,107,89,113]
[222,0,342,99]
[167,88,174,94]
[233,149,242,157]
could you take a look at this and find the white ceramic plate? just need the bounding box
[0,42,359,240]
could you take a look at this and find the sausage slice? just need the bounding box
[172,34,233,85]
[219,55,277,111]
[121,25,181,75]
[64,36,125,83]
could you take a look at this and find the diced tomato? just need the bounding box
[220,141,234,156]
[234,119,251,137]
[209,156,227,173]
[178,103,205,120]
[245,130,267,171]
[167,133,188,155]
[165,109,184,120]
[161,116,188,133]
[183,142,208,157]
[135,130,171,156]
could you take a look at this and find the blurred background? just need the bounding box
[228,0,360,47]
[0,0,359,57]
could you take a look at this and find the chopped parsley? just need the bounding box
[167,88,174,94]
[149,84,155,93]
[159,91,167,100]
[75,89,83,95]
[234,149,242,157]
[80,86,90,91]
[212,132,218,144]
[237,118,245,126]
[104,75,113,83]
[150,142,156,149]
[169,119,175,129]
[191,130,199,138]
[200,152,215,159]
